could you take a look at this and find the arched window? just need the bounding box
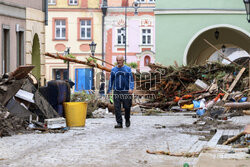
[144,56,151,66]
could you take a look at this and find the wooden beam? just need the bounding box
[224,102,250,109]
[203,39,240,67]
[44,52,112,72]
[222,67,246,101]
[223,131,245,145]
[89,55,115,67]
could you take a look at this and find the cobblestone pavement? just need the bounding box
[0,115,249,167]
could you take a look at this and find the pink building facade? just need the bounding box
[104,0,155,72]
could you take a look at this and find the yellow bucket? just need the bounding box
[63,102,87,127]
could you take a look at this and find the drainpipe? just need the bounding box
[45,0,48,26]
[101,0,107,66]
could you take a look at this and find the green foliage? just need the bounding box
[64,54,75,63]
[87,57,97,63]
[127,62,138,69]
[114,62,138,69]
[71,91,95,102]
[71,91,98,118]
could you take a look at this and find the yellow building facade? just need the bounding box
[45,0,103,91]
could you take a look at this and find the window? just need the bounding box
[2,27,10,73]
[17,31,24,66]
[55,20,66,39]
[117,28,125,45]
[48,0,56,5]
[53,69,68,80]
[142,29,151,45]
[80,19,91,40]
[69,0,78,5]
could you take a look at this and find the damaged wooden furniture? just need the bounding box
[0,65,35,106]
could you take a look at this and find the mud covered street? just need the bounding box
[1,115,249,167]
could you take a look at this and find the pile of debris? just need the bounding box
[0,66,66,137]
[0,105,28,137]
[71,91,113,118]
[136,62,250,117]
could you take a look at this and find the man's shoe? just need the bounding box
[125,120,130,127]
[114,123,123,128]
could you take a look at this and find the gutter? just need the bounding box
[45,0,48,25]
[101,0,107,66]
[154,8,245,15]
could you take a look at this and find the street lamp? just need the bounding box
[89,41,97,91]
[132,1,141,15]
[214,29,219,40]
[64,47,70,80]
[243,0,250,23]
[221,45,226,53]
[124,1,141,63]
[89,41,97,56]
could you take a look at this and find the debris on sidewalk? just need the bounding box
[222,124,250,147]
[0,66,69,137]
[6,98,37,120]
[0,65,34,106]
[222,131,246,145]
[0,105,28,137]
[146,150,200,157]
[22,79,60,120]
[143,108,165,116]
[44,117,66,129]
[146,147,211,157]
[131,105,141,113]
[224,102,250,109]
[92,108,109,118]
[135,62,250,122]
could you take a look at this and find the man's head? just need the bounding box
[116,55,124,68]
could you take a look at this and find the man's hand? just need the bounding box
[128,89,133,94]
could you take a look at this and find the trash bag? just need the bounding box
[196,109,205,116]
[193,100,200,108]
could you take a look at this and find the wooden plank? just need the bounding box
[0,65,35,86]
[223,131,245,145]
[0,79,25,106]
[89,55,115,67]
[9,65,35,80]
[45,52,112,72]
[224,102,250,109]
[222,67,246,101]
[0,66,34,105]
[203,39,240,67]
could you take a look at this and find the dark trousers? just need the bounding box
[113,91,132,124]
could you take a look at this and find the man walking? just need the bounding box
[107,55,134,128]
